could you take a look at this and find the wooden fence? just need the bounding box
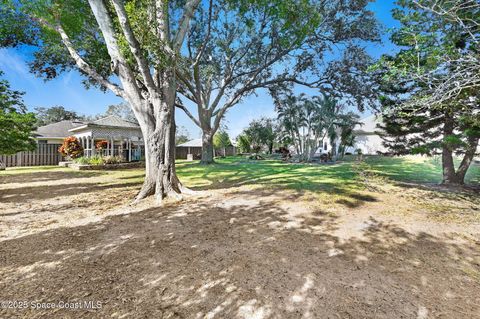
[0,144,64,167]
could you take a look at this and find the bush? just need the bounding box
[59,136,83,159]
[73,156,90,164]
[88,155,104,165]
[103,155,124,164]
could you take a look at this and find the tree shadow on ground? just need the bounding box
[0,170,104,184]
[0,181,142,203]
[0,189,478,318]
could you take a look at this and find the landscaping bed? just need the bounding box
[69,161,144,170]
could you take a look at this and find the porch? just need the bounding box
[78,137,144,162]
[68,115,145,162]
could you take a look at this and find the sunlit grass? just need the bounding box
[2,155,478,190]
[176,155,480,190]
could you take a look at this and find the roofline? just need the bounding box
[68,123,141,132]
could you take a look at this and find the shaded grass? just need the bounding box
[2,155,478,191]
[176,155,480,190]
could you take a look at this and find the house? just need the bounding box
[309,114,386,156]
[346,114,387,155]
[177,138,237,159]
[177,138,203,159]
[34,115,145,162]
[34,120,85,144]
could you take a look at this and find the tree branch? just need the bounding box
[32,16,126,98]
[175,101,201,127]
[174,0,201,49]
[111,0,157,95]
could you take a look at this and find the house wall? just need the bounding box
[347,134,387,155]
[37,138,64,144]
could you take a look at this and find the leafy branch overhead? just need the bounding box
[0,70,36,156]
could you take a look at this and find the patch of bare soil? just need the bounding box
[0,170,479,318]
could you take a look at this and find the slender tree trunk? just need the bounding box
[454,136,479,185]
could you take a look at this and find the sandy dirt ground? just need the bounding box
[0,168,479,318]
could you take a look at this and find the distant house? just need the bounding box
[346,115,387,155]
[34,115,144,161]
[177,138,203,159]
[177,138,237,159]
[308,115,386,156]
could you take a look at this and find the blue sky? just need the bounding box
[0,0,399,139]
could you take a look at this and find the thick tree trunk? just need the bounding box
[134,76,186,202]
[135,109,184,202]
[201,130,215,164]
[441,146,460,184]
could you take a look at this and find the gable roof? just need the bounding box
[91,115,139,128]
[69,115,140,132]
[35,120,85,138]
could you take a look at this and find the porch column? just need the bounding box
[111,138,114,156]
[87,138,90,154]
[91,137,96,156]
[128,139,132,162]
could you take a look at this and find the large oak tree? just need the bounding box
[175,0,380,164]
[1,0,205,202]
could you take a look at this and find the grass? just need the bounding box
[3,155,479,190]
[176,155,480,190]
[1,155,478,224]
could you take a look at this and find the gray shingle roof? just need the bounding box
[91,115,139,128]
[34,120,85,138]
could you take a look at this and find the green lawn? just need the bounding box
[176,155,480,191]
[3,155,478,193]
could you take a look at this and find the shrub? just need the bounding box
[103,155,123,164]
[88,155,104,165]
[73,156,90,164]
[59,136,83,159]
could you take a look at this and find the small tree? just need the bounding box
[237,134,251,154]
[243,118,277,154]
[213,130,231,157]
[0,71,36,168]
[59,136,83,159]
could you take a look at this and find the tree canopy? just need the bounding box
[173,0,380,163]
[0,70,36,156]
[34,106,84,126]
[374,0,480,185]
[242,117,277,154]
